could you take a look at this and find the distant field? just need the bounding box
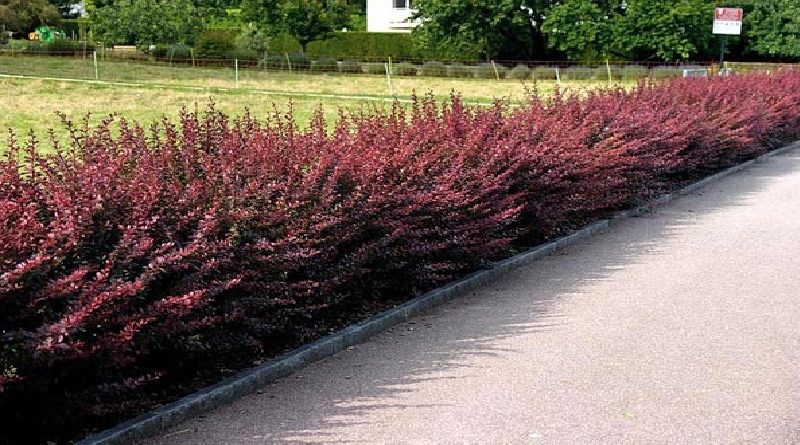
[0,54,633,149]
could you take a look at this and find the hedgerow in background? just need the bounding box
[1,73,800,444]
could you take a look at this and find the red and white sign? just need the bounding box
[713,7,743,35]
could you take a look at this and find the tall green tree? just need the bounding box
[543,0,623,61]
[411,0,554,60]
[745,0,800,59]
[92,0,203,45]
[0,0,61,33]
[241,0,350,52]
[544,0,714,62]
[613,0,713,61]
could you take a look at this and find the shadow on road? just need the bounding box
[149,149,800,444]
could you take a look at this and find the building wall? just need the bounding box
[367,0,419,33]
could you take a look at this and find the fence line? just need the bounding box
[2,51,797,104]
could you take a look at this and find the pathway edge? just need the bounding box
[78,140,800,445]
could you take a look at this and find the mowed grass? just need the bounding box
[1,77,375,142]
[0,54,634,152]
[0,54,631,101]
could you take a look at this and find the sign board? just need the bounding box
[713,7,743,35]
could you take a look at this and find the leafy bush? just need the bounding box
[532,66,558,80]
[194,29,236,60]
[25,40,94,56]
[339,59,361,74]
[287,51,311,70]
[421,60,447,77]
[266,33,302,54]
[312,57,338,73]
[236,23,269,56]
[167,44,192,61]
[447,62,473,78]
[622,65,650,80]
[229,48,260,63]
[3,73,800,444]
[561,66,594,80]
[263,54,287,70]
[651,66,683,79]
[392,62,418,76]
[509,64,532,80]
[307,31,418,59]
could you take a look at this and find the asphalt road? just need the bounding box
[146,148,800,444]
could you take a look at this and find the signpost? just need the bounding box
[713,7,743,71]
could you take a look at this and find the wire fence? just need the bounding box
[2,48,798,101]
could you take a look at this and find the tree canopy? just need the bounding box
[0,0,61,34]
[241,0,350,52]
[15,0,796,63]
[411,0,554,60]
[92,0,203,45]
[745,0,800,59]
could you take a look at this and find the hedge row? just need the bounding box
[226,31,421,60]
[2,73,800,444]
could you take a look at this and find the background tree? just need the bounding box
[0,0,61,34]
[610,0,713,61]
[411,0,554,60]
[241,0,350,52]
[543,0,621,61]
[92,0,203,45]
[745,0,800,59]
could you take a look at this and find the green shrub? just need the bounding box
[650,66,683,79]
[229,48,259,62]
[421,61,447,77]
[42,40,86,56]
[287,51,311,70]
[532,66,558,80]
[561,66,594,80]
[392,62,418,76]
[194,30,236,60]
[508,64,532,80]
[340,59,361,74]
[621,65,649,80]
[312,57,338,73]
[167,44,192,61]
[267,34,302,54]
[307,32,418,59]
[447,62,473,78]
[264,54,287,70]
[236,23,268,56]
[364,62,387,75]
[107,49,150,62]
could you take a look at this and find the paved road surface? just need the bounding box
[147,148,800,444]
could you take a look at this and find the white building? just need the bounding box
[367,0,420,33]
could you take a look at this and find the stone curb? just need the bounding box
[78,141,800,445]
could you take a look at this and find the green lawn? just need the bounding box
[0,54,632,150]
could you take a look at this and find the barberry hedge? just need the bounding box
[2,73,800,444]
